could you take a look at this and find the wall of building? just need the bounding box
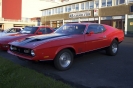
[3,23,14,29]
[2,0,22,20]
[0,0,2,18]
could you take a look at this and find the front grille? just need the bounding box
[10,45,32,56]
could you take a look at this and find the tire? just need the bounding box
[54,49,74,71]
[106,39,119,56]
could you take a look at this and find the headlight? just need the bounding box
[10,45,13,50]
[10,45,17,50]
[31,50,35,56]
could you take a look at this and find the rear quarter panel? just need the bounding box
[103,25,124,44]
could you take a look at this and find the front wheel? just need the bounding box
[54,49,73,71]
[106,39,119,56]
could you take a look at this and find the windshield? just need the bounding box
[20,27,38,34]
[55,24,86,35]
[6,28,21,33]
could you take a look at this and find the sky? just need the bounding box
[21,0,58,18]
[21,0,84,18]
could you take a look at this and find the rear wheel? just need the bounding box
[54,49,73,71]
[106,39,119,56]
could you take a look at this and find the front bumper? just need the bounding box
[8,50,38,61]
[0,43,9,51]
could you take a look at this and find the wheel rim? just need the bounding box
[112,43,118,53]
[59,52,71,68]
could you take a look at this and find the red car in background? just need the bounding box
[8,23,124,70]
[0,26,54,50]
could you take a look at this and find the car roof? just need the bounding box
[25,26,51,28]
[66,23,101,25]
[10,27,24,28]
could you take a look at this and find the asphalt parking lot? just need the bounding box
[0,37,133,88]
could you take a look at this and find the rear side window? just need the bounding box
[39,28,53,34]
[45,28,53,33]
[87,24,106,34]
[97,25,106,32]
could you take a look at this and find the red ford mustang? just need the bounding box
[0,26,54,50]
[8,23,124,70]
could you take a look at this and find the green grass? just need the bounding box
[0,57,72,88]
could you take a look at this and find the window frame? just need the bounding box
[95,0,99,8]
[89,1,94,9]
[86,24,106,34]
[85,1,89,10]
[101,0,107,7]
[128,0,133,3]
[81,2,85,10]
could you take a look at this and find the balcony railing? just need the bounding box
[0,18,37,22]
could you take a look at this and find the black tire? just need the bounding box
[106,39,119,56]
[54,49,74,71]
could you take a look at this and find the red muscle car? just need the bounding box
[8,23,124,70]
[0,26,54,50]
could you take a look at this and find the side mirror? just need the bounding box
[87,31,94,36]
[37,32,43,35]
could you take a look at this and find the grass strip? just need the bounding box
[0,57,72,88]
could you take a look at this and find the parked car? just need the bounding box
[53,27,59,31]
[8,23,124,70]
[0,26,54,50]
[0,27,24,37]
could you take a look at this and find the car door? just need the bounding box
[85,24,107,51]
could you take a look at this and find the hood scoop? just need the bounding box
[19,33,67,45]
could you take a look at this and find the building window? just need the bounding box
[81,2,84,10]
[72,4,75,11]
[128,0,133,2]
[48,10,51,15]
[58,8,60,14]
[119,0,125,4]
[65,6,68,12]
[130,5,133,12]
[68,5,71,12]
[55,8,57,14]
[50,10,51,15]
[107,0,112,6]
[60,7,63,13]
[45,10,47,16]
[85,1,89,10]
[102,0,106,7]
[52,9,54,15]
[76,4,79,11]
[95,0,99,8]
[115,0,125,5]
[42,11,45,16]
[90,1,94,9]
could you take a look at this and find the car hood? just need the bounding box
[0,32,18,37]
[0,33,33,43]
[10,33,70,48]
